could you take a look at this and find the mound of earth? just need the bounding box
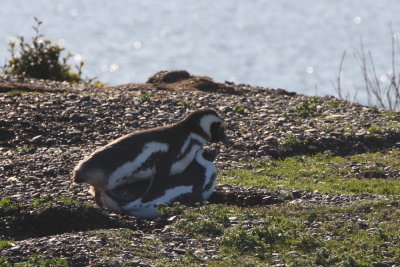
[146,70,237,93]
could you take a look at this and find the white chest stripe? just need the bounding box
[195,150,217,192]
[107,142,169,189]
[178,133,206,158]
[171,133,206,175]
[171,144,201,175]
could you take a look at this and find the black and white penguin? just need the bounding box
[72,108,226,202]
[94,146,219,219]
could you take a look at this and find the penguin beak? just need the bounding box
[219,125,231,144]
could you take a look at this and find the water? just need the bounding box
[1,0,400,104]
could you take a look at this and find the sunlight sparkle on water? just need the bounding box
[70,9,78,17]
[159,26,170,37]
[306,66,314,74]
[380,74,388,83]
[74,54,82,63]
[235,22,244,30]
[353,16,362,24]
[101,64,119,72]
[133,41,142,49]
[57,38,65,47]
[228,76,237,83]
[109,64,119,72]
[192,13,199,21]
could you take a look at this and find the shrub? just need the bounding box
[3,17,92,84]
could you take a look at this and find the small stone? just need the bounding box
[167,216,177,222]
[80,95,91,102]
[173,248,186,255]
[69,131,83,136]
[3,164,15,171]
[287,251,298,256]
[80,114,92,120]
[10,246,21,251]
[305,128,317,133]
[69,113,81,122]
[31,135,43,144]
[45,138,56,145]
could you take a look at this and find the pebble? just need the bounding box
[30,135,43,144]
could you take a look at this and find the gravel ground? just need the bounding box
[1,72,400,265]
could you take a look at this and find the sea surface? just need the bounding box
[1,0,400,104]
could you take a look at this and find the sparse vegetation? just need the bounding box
[233,104,245,113]
[0,198,20,212]
[334,29,400,110]
[0,241,12,251]
[32,195,55,208]
[295,97,319,117]
[2,17,95,84]
[177,100,189,108]
[174,204,230,237]
[140,92,153,102]
[157,198,400,266]
[221,150,400,195]
[16,145,36,154]
[283,134,303,150]
[13,254,68,267]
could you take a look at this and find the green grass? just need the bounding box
[221,150,400,195]
[0,241,12,251]
[16,145,36,154]
[140,92,153,102]
[295,97,320,117]
[160,201,400,266]
[3,149,400,266]
[0,198,20,211]
[13,254,68,267]
[31,195,55,208]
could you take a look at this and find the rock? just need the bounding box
[287,251,298,256]
[30,135,43,144]
[69,113,81,122]
[0,128,14,142]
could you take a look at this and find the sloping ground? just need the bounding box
[0,72,400,266]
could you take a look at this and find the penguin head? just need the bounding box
[184,108,227,143]
[209,120,226,143]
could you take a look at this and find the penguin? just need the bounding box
[72,108,226,202]
[93,146,219,219]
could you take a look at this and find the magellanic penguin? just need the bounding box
[93,146,219,219]
[72,108,226,202]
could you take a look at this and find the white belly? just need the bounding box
[123,185,194,219]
